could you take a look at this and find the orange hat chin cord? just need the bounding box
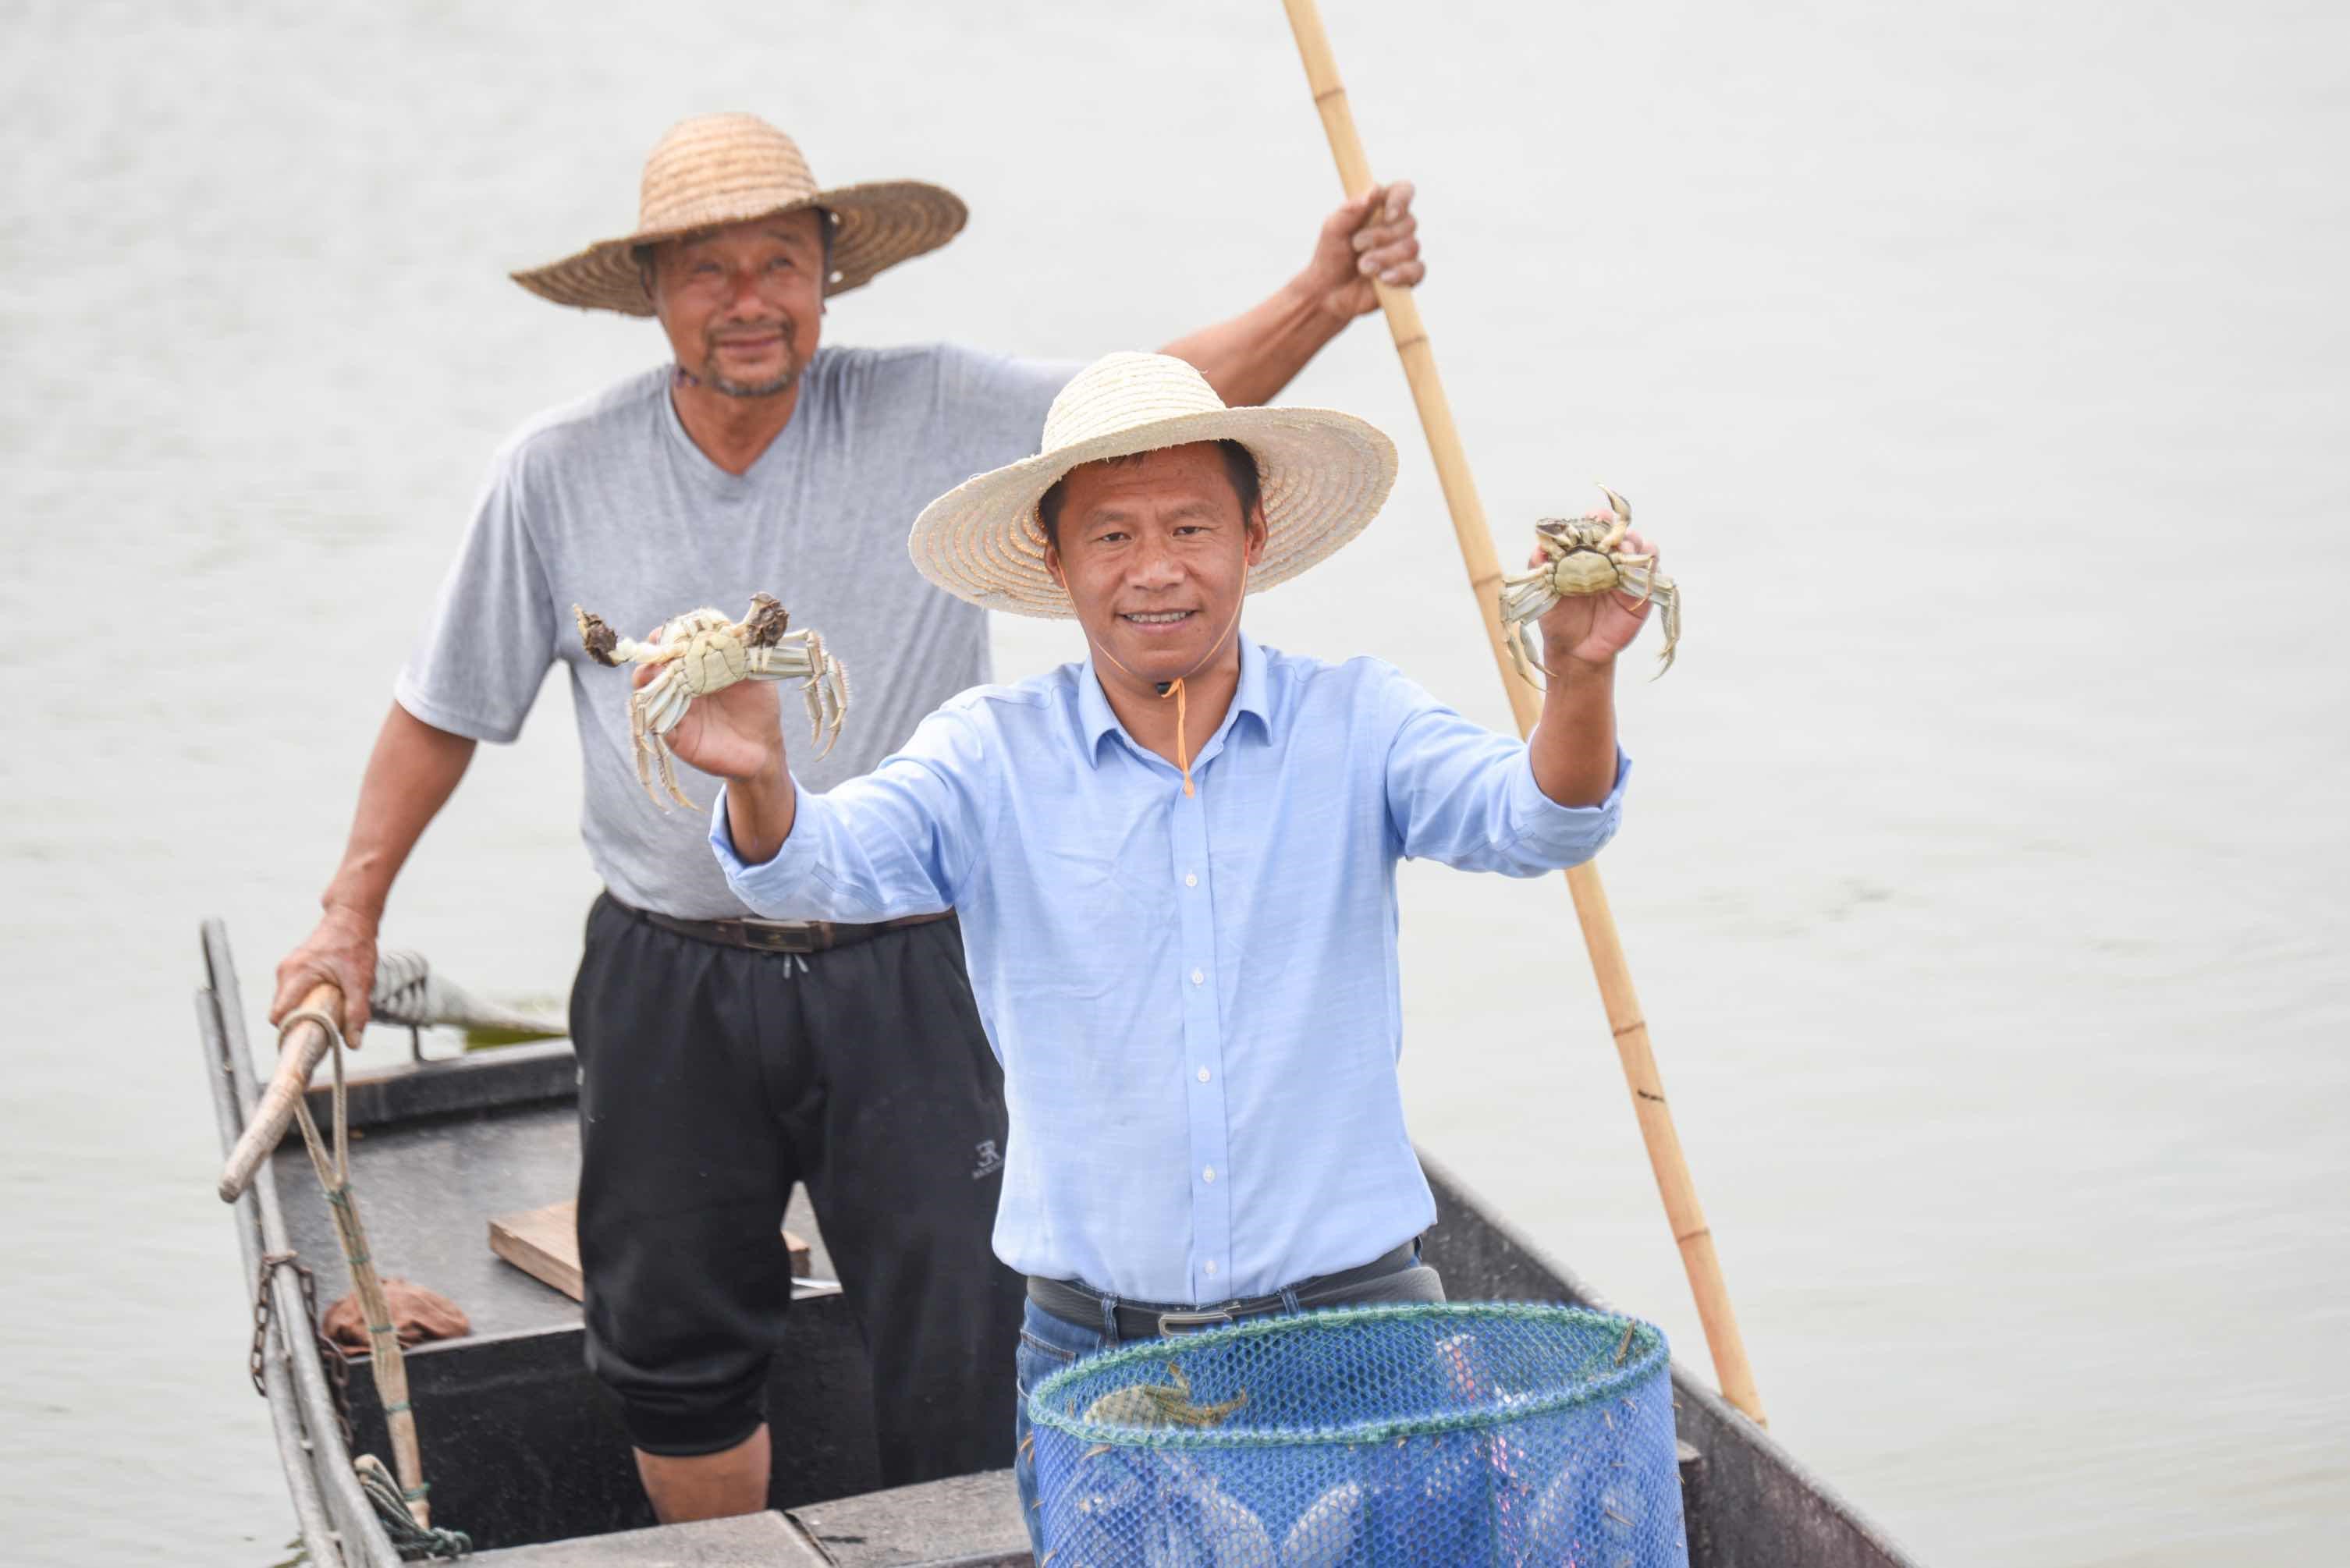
[1088,563,1250,799]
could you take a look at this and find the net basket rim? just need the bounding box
[1025,1301,1670,1451]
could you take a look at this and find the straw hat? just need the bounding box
[511,113,967,315]
[910,353,1398,619]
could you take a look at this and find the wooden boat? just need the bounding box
[199,921,1920,1566]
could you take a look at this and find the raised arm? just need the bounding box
[651,665,992,923]
[630,650,799,864]
[1524,525,1660,807]
[1161,182,1424,408]
[1383,527,1660,873]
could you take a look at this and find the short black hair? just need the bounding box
[1037,438,1262,551]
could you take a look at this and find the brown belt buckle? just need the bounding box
[742,921,826,954]
[1155,1307,1234,1336]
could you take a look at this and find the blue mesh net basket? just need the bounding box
[1026,1301,1688,1566]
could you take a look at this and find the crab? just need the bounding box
[1496,485,1681,685]
[573,593,850,811]
[1080,1362,1248,1432]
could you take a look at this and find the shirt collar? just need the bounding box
[1077,633,1272,767]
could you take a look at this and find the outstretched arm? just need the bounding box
[651,663,989,922]
[1162,182,1424,408]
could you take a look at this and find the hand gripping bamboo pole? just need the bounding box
[217,979,339,1203]
[1279,0,1765,1425]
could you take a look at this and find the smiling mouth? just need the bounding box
[1120,610,1195,626]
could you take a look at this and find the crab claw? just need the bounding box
[1596,484,1631,525]
[574,605,621,667]
[742,592,790,647]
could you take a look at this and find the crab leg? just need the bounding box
[641,669,694,735]
[1499,573,1560,627]
[800,633,847,759]
[621,690,658,806]
[651,732,697,811]
[1652,587,1681,676]
[801,679,826,753]
[1506,623,1545,689]
[1614,562,1660,611]
[744,642,811,683]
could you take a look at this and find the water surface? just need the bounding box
[2,2,2344,1561]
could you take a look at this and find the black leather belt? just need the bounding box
[1029,1239,1431,1342]
[611,893,953,956]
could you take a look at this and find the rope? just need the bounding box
[355,1456,471,1561]
[273,1004,457,1544]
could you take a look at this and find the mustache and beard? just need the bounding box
[688,313,804,399]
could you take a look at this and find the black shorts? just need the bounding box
[568,893,1022,1481]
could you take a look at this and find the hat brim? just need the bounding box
[509,179,967,316]
[909,406,1399,619]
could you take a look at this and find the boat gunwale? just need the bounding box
[202,919,404,1568]
[1417,1144,1925,1568]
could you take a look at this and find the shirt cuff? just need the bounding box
[707,779,819,914]
[1507,746,1631,853]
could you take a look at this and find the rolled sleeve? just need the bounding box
[1501,747,1631,871]
[705,704,998,921]
[1380,660,1631,876]
[708,781,836,919]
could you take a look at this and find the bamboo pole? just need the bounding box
[1278,0,1766,1425]
[218,979,339,1203]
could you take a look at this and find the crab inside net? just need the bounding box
[1025,1301,1688,1567]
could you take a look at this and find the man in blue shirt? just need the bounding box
[653,350,1657,1550]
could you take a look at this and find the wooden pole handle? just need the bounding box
[216,979,341,1204]
[1277,0,1766,1425]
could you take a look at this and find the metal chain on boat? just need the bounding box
[247,1248,355,1451]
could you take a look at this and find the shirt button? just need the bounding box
[1191,968,1205,986]
[1202,1165,1216,1183]
[1205,1261,1219,1277]
[1197,1067,1211,1083]
[1185,872,1198,888]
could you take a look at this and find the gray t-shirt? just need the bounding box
[396,343,1074,917]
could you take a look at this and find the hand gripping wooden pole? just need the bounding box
[1278,0,1766,1424]
[216,979,339,1204]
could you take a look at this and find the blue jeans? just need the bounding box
[1013,1298,1097,1562]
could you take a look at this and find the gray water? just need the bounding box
[3,2,2345,1562]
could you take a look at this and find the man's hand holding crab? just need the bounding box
[627,630,802,865]
[1532,525,1666,676]
[629,638,786,789]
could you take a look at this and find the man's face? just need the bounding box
[1045,443,1267,688]
[646,210,827,398]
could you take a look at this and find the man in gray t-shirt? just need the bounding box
[394,342,1065,917]
[268,112,1429,1522]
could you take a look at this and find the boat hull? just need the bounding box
[201,921,1916,1566]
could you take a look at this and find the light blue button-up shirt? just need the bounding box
[712,636,1628,1305]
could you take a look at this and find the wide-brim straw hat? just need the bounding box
[512,112,967,316]
[910,353,1398,619]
